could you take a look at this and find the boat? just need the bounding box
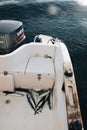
[0,20,84,130]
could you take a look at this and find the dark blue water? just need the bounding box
[0,0,87,129]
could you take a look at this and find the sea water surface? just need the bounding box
[0,0,87,129]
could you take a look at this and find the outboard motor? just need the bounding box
[0,20,26,54]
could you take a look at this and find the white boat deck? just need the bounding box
[0,86,68,130]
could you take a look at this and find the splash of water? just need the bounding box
[0,0,73,6]
[0,0,20,6]
[75,0,87,6]
[48,5,60,15]
[22,0,73,4]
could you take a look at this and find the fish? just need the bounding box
[27,94,36,111]
[33,89,49,96]
[38,89,51,99]
[15,88,30,93]
[29,89,36,107]
[35,92,50,114]
[3,91,14,95]
[48,91,53,110]
[35,96,46,114]
[15,88,54,114]
[3,91,24,96]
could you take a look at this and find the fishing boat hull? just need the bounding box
[0,34,84,130]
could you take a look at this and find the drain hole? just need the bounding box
[5,99,10,104]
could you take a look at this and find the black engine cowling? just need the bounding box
[0,20,26,54]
